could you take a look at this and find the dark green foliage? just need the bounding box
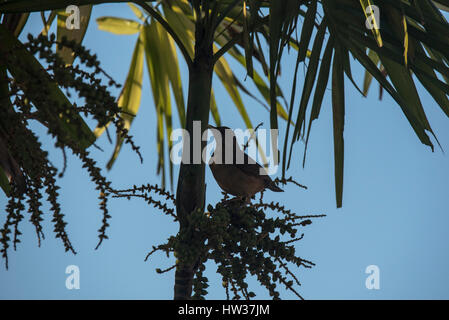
[137,179,325,300]
[0,33,141,267]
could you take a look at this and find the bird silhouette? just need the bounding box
[207,125,283,200]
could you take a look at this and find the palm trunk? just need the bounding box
[174,22,213,300]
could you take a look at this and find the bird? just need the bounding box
[207,124,283,200]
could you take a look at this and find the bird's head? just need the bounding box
[207,125,235,140]
[206,125,239,158]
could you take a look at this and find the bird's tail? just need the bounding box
[267,181,283,192]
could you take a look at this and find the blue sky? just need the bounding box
[1,3,449,299]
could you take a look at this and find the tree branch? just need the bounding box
[213,32,243,64]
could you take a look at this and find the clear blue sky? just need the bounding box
[1,4,449,299]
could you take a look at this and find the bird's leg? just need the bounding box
[226,196,243,204]
[222,196,249,207]
[243,195,257,205]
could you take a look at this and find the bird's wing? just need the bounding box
[234,152,268,177]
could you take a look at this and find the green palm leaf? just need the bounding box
[106,31,145,170]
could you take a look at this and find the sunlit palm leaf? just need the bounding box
[214,55,252,128]
[162,0,194,58]
[359,0,383,47]
[96,16,141,34]
[56,5,92,65]
[106,31,145,170]
[153,20,176,189]
[143,21,173,188]
[128,2,146,22]
[155,16,186,129]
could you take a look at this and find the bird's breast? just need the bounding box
[209,163,266,197]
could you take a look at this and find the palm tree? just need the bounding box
[1,0,449,299]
